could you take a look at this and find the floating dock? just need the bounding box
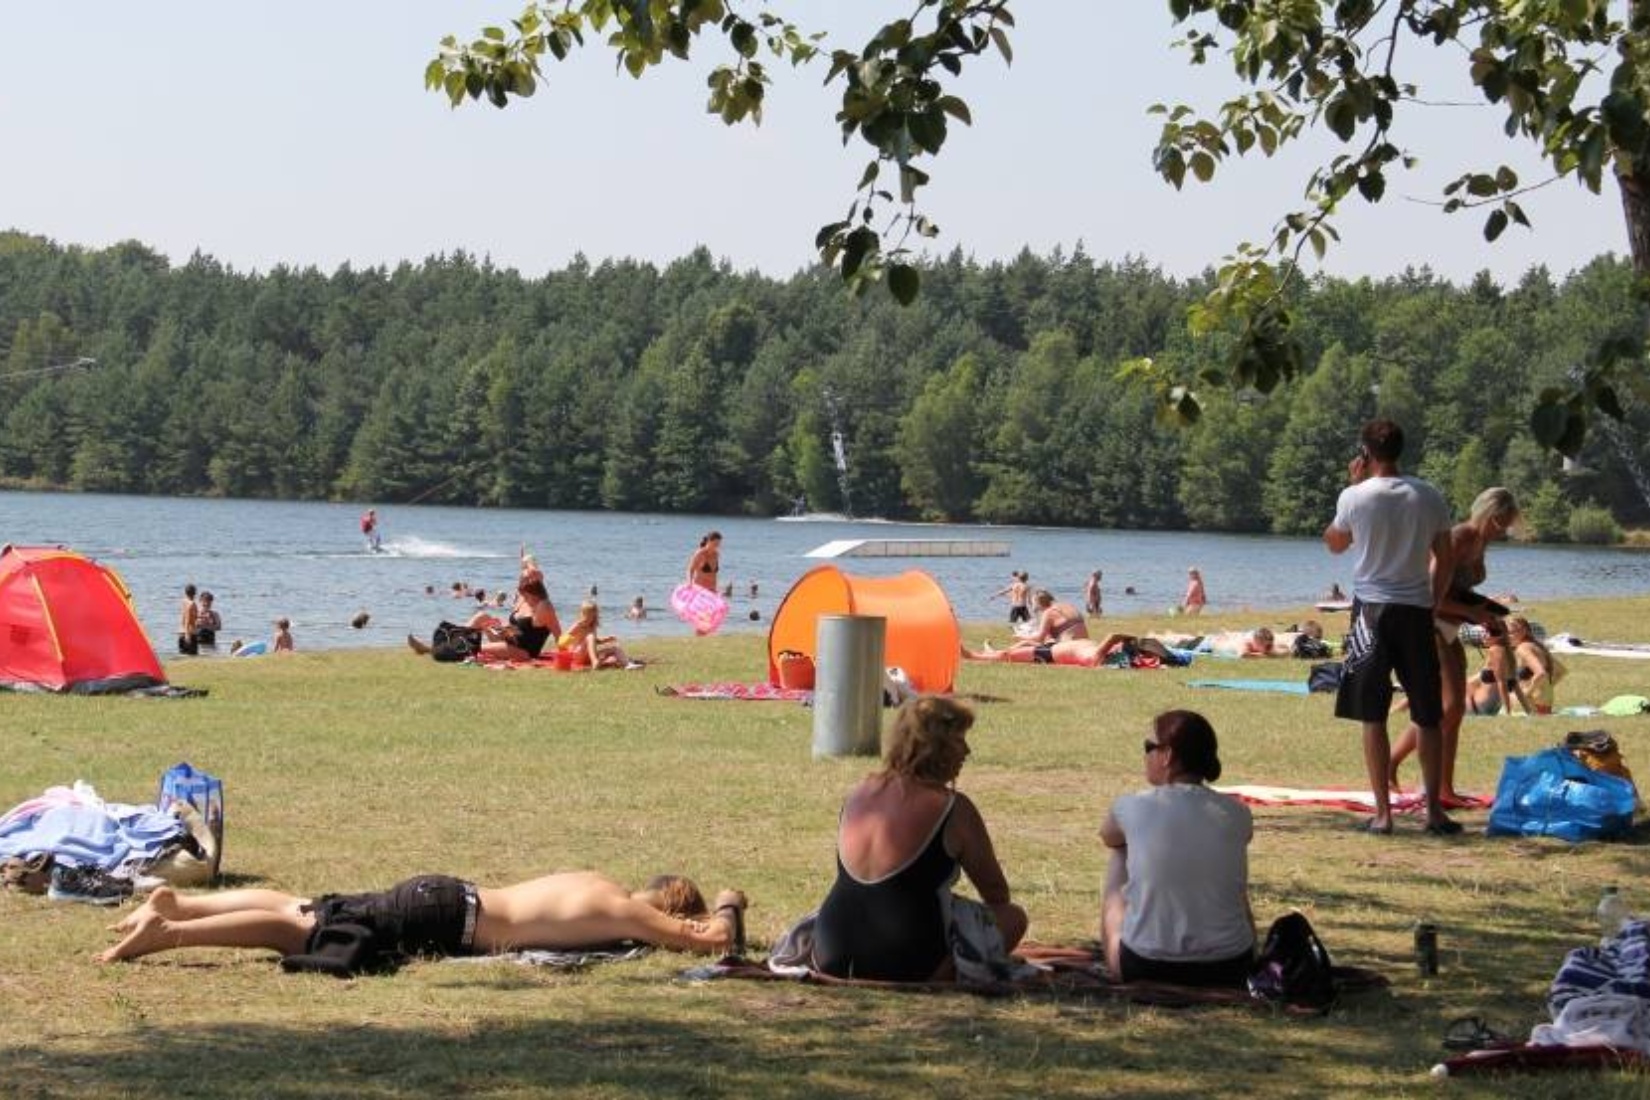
[806,539,1011,559]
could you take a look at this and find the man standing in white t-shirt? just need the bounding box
[1323,420,1457,836]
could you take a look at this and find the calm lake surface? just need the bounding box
[2,490,1647,652]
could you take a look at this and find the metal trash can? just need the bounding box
[812,614,886,759]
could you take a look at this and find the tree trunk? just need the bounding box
[1618,169,1650,277]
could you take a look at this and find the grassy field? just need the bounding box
[3,598,1650,1098]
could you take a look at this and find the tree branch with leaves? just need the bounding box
[426,0,1012,303]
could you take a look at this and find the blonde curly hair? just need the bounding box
[882,696,975,784]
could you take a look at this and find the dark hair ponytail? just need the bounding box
[1155,709,1221,783]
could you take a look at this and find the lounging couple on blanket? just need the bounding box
[784,699,1253,988]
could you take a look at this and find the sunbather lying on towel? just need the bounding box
[97,871,746,965]
[963,635,1134,667]
[1101,710,1256,987]
[809,697,1028,981]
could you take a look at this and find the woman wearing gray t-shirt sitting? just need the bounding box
[1100,709,1255,986]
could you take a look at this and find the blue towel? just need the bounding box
[1186,679,1311,696]
[0,803,183,869]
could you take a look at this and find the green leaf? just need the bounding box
[1190,151,1216,182]
[887,263,920,305]
[1483,209,1508,242]
[1324,96,1356,141]
[1356,170,1385,201]
[936,96,972,125]
[989,26,1013,65]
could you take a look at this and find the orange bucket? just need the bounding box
[777,651,816,691]
[553,649,575,671]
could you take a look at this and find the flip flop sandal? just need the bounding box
[1442,1016,1514,1051]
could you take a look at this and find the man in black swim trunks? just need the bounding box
[1323,420,1458,837]
[99,871,747,965]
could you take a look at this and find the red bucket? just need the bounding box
[553,649,575,671]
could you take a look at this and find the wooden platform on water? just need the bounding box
[805,538,1011,559]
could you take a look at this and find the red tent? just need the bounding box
[0,545,166,693]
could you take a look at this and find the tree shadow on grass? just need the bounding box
[0,976,1554,1100]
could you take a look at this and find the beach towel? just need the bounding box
[1435,1045,1649,1077]
[658,682,814,702]
[682,943,1387,1013]
[1187,679,1312,696]
[444,945,650,969]
[1215,785,1492,813]
[1548,634,1650,660]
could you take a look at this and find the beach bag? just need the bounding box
[1,853,53,895]
[1292,635,1332,660]
[1248,911,1335,1012]
[776,650,815,691]
[430,622,482,662]
[1486,747,1638,842]
[157,762,224,877]
[1565,731,1637,785]
[1307,662,1343,693]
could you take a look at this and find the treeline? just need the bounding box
[0,231,1645,538]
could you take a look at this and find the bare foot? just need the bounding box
[406,633,431,656]
[97,910,173,963]
[109,886,182,933]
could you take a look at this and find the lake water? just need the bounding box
[2,490,1647,652]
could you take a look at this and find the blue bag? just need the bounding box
[157,762,225,875]
[1486,747,1637,842]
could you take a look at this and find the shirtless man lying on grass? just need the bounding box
[98,870,746,965]
[963,635,1135,668]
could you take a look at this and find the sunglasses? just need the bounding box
[1143,740,1166,755]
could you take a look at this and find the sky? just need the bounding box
[0,2,1627,285]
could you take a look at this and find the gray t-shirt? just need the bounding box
[1112,784,1254,962]
[1330,475,1451,607]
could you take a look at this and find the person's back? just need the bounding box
[814,777,959,981]
[1334,475,1449,606]
[1111,785,1251,962]
[1047,600,1089,641]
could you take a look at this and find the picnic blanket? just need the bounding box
[1435,1045,1649,1077]
[445,945,650,969]
[683,943,1387,1013]
[1215,784,1492,813]
[1187,679,1311,696]
[658,682,814,702]
[1548,633,1650,660]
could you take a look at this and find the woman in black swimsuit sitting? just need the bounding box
[810,697,1027,980]
[408,575,561,662]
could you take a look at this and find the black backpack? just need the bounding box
[1248,911,1336,1011]
[1307,662,1344,693]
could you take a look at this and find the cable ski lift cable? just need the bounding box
[0,357,97,381]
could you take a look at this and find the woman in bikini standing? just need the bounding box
[686,531,723,593]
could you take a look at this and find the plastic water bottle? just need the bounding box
[1597,886,1630,944]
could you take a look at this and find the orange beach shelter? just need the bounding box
[767,565,961,694]
[0,545,166,693]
